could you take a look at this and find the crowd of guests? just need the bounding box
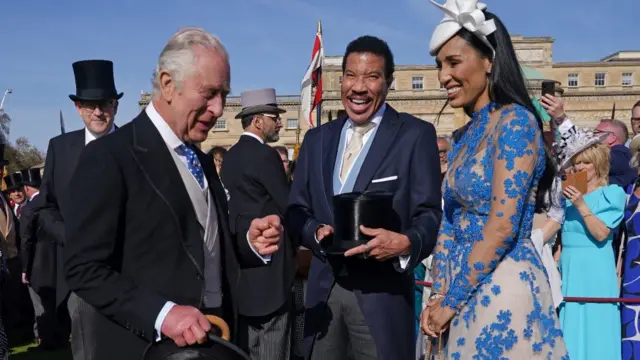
[1,0,640,359]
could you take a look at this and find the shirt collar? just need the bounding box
[29,192,39,201]
[241,132,264,144]
[145,100,185,150]
[346,103,387,129]
[85,124,116,145]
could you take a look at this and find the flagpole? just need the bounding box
[60,110,66,134]
[315,20,323,128]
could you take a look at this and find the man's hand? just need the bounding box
[343,225,410,260]
[248,215,283,256]
[161,305,211,347]
[21,272,29,285]
[316,225,334,241]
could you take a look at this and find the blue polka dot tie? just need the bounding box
[178,144,205,189]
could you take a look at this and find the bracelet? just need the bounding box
[581,212,593,218]
[552,114,567,126]
[428,293,445,304]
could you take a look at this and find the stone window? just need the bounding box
[412,76,424,90]
[286,118,298,129]
[338,76,342,86]
[567,73,579,88]
[595,72,606,87]
[622,72,634,87]
[214,118,227,130]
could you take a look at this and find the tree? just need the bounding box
[0,110,45,174]
[0,110,10,143]
[5,137,45,173]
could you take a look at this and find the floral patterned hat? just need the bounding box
[554,128,608,170]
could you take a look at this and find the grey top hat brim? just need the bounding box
[235,105,286,119]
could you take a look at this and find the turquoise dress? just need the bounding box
[559,185,625,360]
[430,102,568,359]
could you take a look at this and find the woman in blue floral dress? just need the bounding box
[420,1,568,358]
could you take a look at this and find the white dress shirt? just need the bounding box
[146,102,209,189]
[338,104,386,181]
[85,125,116,145]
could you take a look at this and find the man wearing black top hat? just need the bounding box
[286,36,442,360]
[20,168,62,350]
[0,164,33,342]
[4,172,27,219]
[221,88,295,359]
[39,59,122,359]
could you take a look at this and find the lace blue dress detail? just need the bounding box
[429,102,568,359]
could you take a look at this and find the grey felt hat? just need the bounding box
[234,88,286,119]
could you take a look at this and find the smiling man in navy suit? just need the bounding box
[286,36,442,360]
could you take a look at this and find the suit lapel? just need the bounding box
[322,117,347,203]
[66,130,85,176]
[353,106,403,192]
[130,112,204,274]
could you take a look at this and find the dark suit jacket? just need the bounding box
[63,112,258,360]
[286,105,442,360]
[221,134,296,317]
[39,129,90,305]
[20,194,57,292]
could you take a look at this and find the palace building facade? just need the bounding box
[139,36,640,158]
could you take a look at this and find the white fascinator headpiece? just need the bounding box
[554,128,608,170]
[428,0,497,56]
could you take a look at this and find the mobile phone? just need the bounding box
[541,80,556,96]
[561,170,588,194]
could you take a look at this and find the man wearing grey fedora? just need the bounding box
[221,88,296,359]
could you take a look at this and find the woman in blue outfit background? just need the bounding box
[420,0,568,358]
[558,138,624,360]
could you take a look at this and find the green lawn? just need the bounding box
[9,342,72,360]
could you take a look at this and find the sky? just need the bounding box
[0,0,638,151]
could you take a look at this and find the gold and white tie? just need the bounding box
[340,122,375,182]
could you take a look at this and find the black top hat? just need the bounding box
[4,172,23,191]
[69,60,123,102]
[321,191,401,255]
[20,168,41,188]
[0,144,9,166]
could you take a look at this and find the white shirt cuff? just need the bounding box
[154,301,176,342]
[399,254,411,269]
[247,231,271,264]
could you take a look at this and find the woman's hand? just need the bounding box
[420,306,436,338]
[563,185,587,211]
[426,297,456,335]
